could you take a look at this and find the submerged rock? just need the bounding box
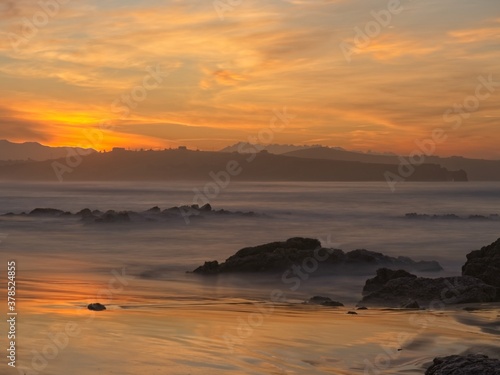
[192,238,443,275]
[462,238,500,289]
[76,208,93,217]
[401,300,420,309]
[362,268,417,295]
[6,205,259,224]
[200,203,212,211]
[29,208,65,216]
[425,354,500,375]
[96,210,131,223]
[193,261,220,275]
[88,303,106,311]
[360,272,497,307]
[193,237,322,274]
[306,296,344,307]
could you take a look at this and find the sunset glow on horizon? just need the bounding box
[1,0,499,158]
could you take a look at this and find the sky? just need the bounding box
[0,0,499,158]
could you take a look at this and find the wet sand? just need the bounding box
[12,274,500,375]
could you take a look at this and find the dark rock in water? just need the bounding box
[462,238,500,289]
[393,256,442,272]
[345,249,384,264]
[200,203,212,211]
[463,306,480,312]
[356,306,368,310]
[3,205,258,224]
[347,311,358,315]
[29,208,65,216]
[76,208,93,217]
[363,268,417,295]
[96,210,131,223]
[361,274,497,307]
[193,237,322,274]
[306,296,344,307]
[425,354,500,375]
[193,261,220,275]
[192,238,443,275]
[88,303,106,311]
[401,300,420,309]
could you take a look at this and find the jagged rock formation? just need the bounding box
[462,238,500,288]
[425,354,500,375]
[192,238,442,275]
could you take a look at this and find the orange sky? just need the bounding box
[0,0,499,158]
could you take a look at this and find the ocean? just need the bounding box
[0,181,499,374]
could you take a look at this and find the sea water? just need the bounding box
[0,181,499,374]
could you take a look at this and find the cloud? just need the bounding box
[0,0,498,157]
[448,19,500,43]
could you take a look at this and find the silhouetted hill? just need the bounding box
[284,146,399,164]
[284,147,500,181]
[0,140,95,161]
[0,148,467,182]
[220,142,320,154]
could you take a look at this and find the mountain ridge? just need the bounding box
[0,140,96,161]
[0,148,467,182]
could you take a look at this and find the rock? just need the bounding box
[77,208,99,223]
[363,268,417,295]
[356,306,368,310]
[200,203,212,211]
[7,205,259,224]
[401,300,420,309]
[192,261,220,275]
[194,237,322,274]
[360,274,497,307]
[463,306,480,312]
[88,303,106,311]
[347,311,358,315]
[306,296,344,307]
[29,208,65,216]
[425,354,500,375]
[192,238,443,275]
[96,210,131,223]
[76,208,93,217]
[462,238,500,289]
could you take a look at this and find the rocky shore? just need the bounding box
[1,204,260,223]
[360,238,500,307]
[192,237,500,307]
[192,237,443,275]
[192,237,500,374]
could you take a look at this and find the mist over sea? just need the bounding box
[1,181,500,375]
[1,181,499,299]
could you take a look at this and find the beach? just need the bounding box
[1,181,500,374]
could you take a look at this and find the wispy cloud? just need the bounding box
[0,0,498,157]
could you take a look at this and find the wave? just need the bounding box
[405,213,500,221]
[0,204,264,224]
